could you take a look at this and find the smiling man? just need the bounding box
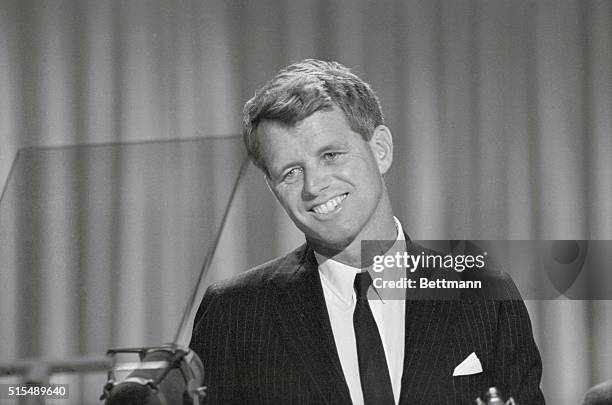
[190,60,544,404]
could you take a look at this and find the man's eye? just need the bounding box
[322,152,339,161]
[283,168,303,181]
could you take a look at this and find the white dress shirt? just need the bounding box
[315,217,406,405]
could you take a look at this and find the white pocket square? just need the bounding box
[453,352,483,376]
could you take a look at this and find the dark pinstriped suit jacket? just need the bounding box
[190,240,544,404]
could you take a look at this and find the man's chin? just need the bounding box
[306,233,354,254]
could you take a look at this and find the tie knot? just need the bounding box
[354,272,372,300]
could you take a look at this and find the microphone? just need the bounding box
[100,344,206,405]
[475,387,516,405]
[582,379,612,405]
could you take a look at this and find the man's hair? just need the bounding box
[242,59,384,175]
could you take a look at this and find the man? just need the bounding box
[190,59,544,404]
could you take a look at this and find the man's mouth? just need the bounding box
[310,193,348,215]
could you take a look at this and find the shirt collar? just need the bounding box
[315,217,406,303]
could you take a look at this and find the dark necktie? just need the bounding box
[353,272,395,405]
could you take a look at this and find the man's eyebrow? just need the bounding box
[314,141,349,155]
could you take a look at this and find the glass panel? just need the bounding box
[0,137,246,364]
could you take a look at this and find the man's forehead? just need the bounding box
[258,109,357,143]
[259,121,351,158]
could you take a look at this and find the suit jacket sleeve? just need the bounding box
[190,283,243,405]
[493,273,545,404]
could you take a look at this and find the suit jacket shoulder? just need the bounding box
[189,243,354,405]
[192,243,308,323]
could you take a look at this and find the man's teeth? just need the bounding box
[312,194,347,214]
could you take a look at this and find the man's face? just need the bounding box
[259,107,392,250]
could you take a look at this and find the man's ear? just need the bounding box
[368,125,393,175]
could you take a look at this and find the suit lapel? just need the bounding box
[271,244,352,405]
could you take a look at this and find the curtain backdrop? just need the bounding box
[1,1,611,404]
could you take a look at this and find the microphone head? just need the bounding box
[104,382,162,405]
[583,379,612,405]
[102,344,205,405]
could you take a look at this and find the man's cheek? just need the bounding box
[274,189,301,213]
[338,156,372,176]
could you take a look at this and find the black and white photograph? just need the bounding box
[1,1,611,404]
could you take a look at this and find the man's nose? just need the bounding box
[302,166,329,199]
